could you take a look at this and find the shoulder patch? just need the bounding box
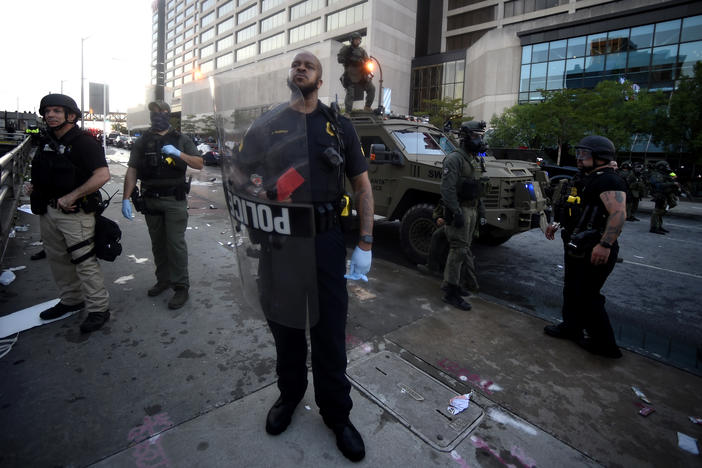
[443,167,450,175]
[272,129,288,135]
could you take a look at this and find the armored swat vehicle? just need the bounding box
[349,113,548,264]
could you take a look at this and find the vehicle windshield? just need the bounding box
[391,129,455,157]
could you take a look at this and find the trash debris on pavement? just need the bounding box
[29,241,43,246]
[690,416,702,425]
[17,204,33,214]
[14,225,30,232]
[304,405,311,411]
[208,177,216,182]
[209,204,216,209]
[114,275,135,285]
[634,402,655,417]
[8,230,15,238]
[0,270,16,286]
[677,432,699,455]
[127,255,149,264]
[447,392,472,415]
[631,385,651,404]
[8,266,26,272]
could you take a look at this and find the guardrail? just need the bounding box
[0,133,34,261]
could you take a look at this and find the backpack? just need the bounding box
[93,214,123,261]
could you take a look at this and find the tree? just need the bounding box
[111,123,127,134]
[420,97,467,129]
[533,89,585,165]
[180,114,198,134]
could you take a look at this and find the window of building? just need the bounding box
[201,0,214,11]
[174,88,182,98]
[410,59,466,114]
[629,25,653,50]
[567,36,586,58]
[201,27,215,43]
[168,19,175,29]
[217,53,234,69]
[185,5,194,16]
[549,40,566,60]
[237,24,256,43]
[219,0,235,17]
[326,2,367,32]
[185,16,194,27]
[654,19,681,47]
[681,15,702,42]
[260,32,285,54]
[289,18,321,44]
[238,4,257,24]
[185,39,194,49]
[201,60,213,73]
[445,29,488,50]
[217,34,234,51]
[176,1,183,13]
[202,11,215,27]
[200,43,215,58]
[261,10,285,33]
[184,74,192,84]
[237,43,256,61]
[447,5,495,30]
[167,39,175,49]
[679,40,702,77]
[290,0,323,21]
[218,16,235,34]
[176,12,184,23]
[546,60,565,89]
[262,0,284,12]
[503,0,564,18]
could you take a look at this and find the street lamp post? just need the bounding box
[369,56,384,115]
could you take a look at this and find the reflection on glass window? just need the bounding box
[678,41,702,77]
[651,45,678,67]
[629,25,653,50]
[607,29,630,53]
[587,33,608,55]
[547,60,565,89]
[605,52,627,72]
[522,44,532,63]
[549,40,566,60]
[532,43,549,62]
[391,131,452,157]
[654,19,681,46]
[681,15,702,42]
[520,64,530,92]
[529,62,547,91]
[567,36,586,58]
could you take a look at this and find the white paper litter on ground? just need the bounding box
[17,204,34,214]
[678,432,699,455]
[0,299,64,338]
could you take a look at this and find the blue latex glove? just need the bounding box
[161,144,181,158]
[344,246,372,282]
[122,200,133,220]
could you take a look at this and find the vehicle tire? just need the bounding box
[476,225,512,246]
[400,204,437,265]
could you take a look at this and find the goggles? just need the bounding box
[575,148,592,160]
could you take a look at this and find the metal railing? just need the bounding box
[0,133,34,262]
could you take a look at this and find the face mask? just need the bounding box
[150,112,170,131]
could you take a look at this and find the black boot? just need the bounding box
[40,301,85,320]
[544,322,582,341]
[80,310,110,333]
[442,284,471,310]
[325,419,365,462]
[265,396,299,435]
[30,250,46,260]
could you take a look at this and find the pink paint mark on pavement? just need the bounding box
[127,412,174,468]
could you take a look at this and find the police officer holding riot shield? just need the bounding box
[29,94,111,333]
[439,121,487,311]
[122,101,203,309]
[544,136,626,358]
[228,51,373,462]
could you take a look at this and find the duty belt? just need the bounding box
[143,187,178,198]
[314,202,340,234]
[48,199,79,213]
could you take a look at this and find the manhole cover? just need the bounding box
[347,351,483,451]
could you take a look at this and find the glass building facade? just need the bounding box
[519,14,702,102]
[410,59,465,114]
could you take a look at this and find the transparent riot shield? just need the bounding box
[210,75,318,329]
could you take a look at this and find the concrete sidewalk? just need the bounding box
[1,160,701,467]
[635,198,702,221]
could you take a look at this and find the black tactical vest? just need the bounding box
[137,130,187,182]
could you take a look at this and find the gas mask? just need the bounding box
[150,112,170,132]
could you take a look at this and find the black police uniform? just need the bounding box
[556,167,625,351]
[240,101,367,425]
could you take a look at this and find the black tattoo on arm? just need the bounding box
[352,172,374,236]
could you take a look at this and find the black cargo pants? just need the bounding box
[267,226,352,426]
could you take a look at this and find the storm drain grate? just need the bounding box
[347,351,483,451]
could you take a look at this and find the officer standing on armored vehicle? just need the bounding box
[544,135,626,358]
[29,93,111,333]
[337,32,375,114]
[121,100,203,309]
[648,160,678,234]
[439,120,487,310]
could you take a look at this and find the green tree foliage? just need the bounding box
[111,123,128,134]
[488,79,666,164]
[653,61,702,162]
[420,97,467,129]
[180,114,198,135]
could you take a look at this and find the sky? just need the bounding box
[2,0,153,115]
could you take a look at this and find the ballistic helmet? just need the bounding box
[39,93,81,120]
[350,32,361,41]
[655,160,671,171]
[620,161,632,169]
[459,120,486,135]
[575,135,615,162]
[148,100,171,113]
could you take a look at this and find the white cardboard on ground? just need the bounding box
[0,298,70,338]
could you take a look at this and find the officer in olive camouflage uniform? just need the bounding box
[649,160,678,234]
[439,121,487,310]
[337,32,375,113]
